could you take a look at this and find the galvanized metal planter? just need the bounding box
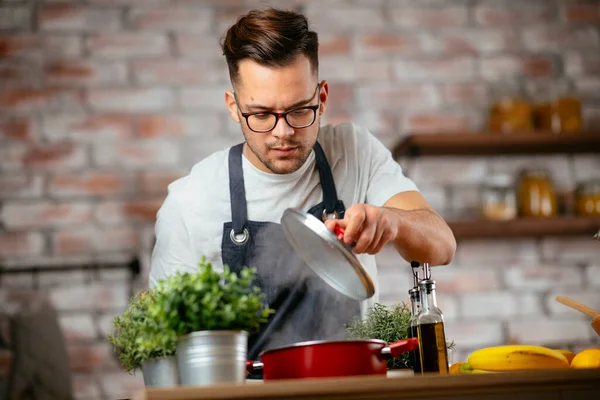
[141,355,179,388]
[176,330,248,386]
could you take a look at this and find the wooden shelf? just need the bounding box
[392,132,600,158]
[448,216,600,240]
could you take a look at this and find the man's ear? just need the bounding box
[318,80,329,116]
[225,90,240,123]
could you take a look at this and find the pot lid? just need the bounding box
[280,208,375,301]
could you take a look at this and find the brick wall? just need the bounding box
[1,0,599,398]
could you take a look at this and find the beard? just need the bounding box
[242,128,319,175]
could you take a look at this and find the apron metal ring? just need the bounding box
[230,228,249,245]
[322,209,339,222]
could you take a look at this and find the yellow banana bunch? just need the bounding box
[467,345,570,372]
[449,361,502,375]
[555,349,575,365]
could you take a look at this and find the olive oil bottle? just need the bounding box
[407,287,422,373]
[416,270,449,375]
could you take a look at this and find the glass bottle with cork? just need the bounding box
[416,263,449,375]
[407,261,422,374]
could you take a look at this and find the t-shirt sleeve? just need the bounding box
[149,192,200,288]
[358,125,419,207]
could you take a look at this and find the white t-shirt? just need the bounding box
[149,122,418,314]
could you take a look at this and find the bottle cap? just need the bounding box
[410,261,422,288]
[418,279,436,293]
[408,287,421,300]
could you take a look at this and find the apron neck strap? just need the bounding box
[312,141,340,215]
[228,143,247,234]
[227,141,342,233]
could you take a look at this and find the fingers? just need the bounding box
[366,224,385,255]
[322,205,397,255]
[323,218,340,232]
[350,206,398,254]
[369,211,397,254]
[343,207,365,246]
[352,214,376,253]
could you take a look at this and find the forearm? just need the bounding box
[385,207,456,266]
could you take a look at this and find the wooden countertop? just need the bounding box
[134,369,600,400]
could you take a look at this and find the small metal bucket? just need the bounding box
[176,330,248,386]
[141,355,179,388]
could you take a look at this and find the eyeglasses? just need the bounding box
[234,84,320,133]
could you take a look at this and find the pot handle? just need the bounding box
[245,360,263,374]
[381,338,419,359]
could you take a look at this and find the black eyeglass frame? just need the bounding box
[233,84,321,133]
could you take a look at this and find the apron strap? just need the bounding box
[228,141,342,233]
[313,142,341,216]
[228,143,247,235]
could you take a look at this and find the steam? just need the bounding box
[245,223,361,353]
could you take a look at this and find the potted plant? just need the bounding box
[346,302,414,371]
[107,290,178,388]
[148,257,274,386]
[345,302,455,374]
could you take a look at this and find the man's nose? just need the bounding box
[271,115,294,138]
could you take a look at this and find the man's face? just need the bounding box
[225,54,328,174]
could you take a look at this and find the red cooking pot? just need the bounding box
[246,337,418,380]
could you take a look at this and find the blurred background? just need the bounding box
[0,0,599,398]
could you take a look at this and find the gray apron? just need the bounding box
[221,142,361,365]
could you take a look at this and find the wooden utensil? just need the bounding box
[555,296,600,337]
[592,319,600,337]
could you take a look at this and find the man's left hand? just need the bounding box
[323,204,399,255]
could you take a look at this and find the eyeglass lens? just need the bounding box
[247,108,316,132]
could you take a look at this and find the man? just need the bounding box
[150,7,456,359]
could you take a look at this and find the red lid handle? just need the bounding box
[334,225,345,241]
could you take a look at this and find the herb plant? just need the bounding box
[346,302,413,369]
[346,302,456,370]
[107,290,177,373]
[148,257,275,336]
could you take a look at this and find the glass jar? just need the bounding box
[575,180,600,217]
[532,82,582,134]
[517,169,558,218]
[535,96,582,134]
[488,97,533,134]
[556,95,582,134]
[481,174,517,221]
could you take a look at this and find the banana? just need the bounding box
[554,349,575,365]
[458,363,503,374]
[468,345,570,371]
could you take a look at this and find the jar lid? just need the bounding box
[576,179,600,194]
[519,168,551,178]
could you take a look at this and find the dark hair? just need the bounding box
[221,7,319,86]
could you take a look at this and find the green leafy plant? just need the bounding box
[346,302,413,370]
[345,302,456,370]
[107,290,177,373]
[148,257,275,336]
